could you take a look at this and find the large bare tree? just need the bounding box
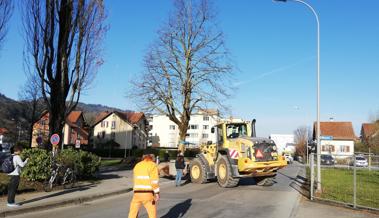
[131,0,233,141]
[18,74,45,147]
[23,0,107,147]
[294,126,309,158]
[0,0,12,50]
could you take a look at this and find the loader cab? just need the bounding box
[211,122,250,148]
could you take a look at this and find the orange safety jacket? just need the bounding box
[132,159,160,194]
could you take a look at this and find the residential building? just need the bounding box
[269,134,295,155]
[92,111,148,149]
[31,111,89,148]
[313,121,356,157]
[148,109,220,148]
[361,123,379,145]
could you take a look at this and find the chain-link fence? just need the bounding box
[309,153,379,210]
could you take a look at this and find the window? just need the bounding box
[101,121,105,128]
[322,145,334,152]
[111,121,116,129]
[190,125,198,130]
[106,121,109,128]
[203,125,209,130]
[203,116,209,121]
[340,145,350,153]
[101,131,106,139]
[169,125,176,130]
[192,133,198,138]
[202,133,209,139]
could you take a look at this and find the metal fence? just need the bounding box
[309,153,379,210]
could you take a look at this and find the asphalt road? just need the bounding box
[12,163,302,218]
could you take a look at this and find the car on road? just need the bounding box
[350,156,368,167]
[321,154,335,165]
[284,154,293,164]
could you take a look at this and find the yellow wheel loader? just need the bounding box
[189,119,287,187]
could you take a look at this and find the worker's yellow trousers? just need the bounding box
[128,192,157,218]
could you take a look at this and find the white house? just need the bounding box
[269,134,295,155]
[92,111,148,149]
[148,109,220,148]
[313,121,356,158]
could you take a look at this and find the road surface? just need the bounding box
[12,163,302,218]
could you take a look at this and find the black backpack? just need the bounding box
[1,156,15,173]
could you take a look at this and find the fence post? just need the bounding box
[353,154,357,208]
[310,154,314,200]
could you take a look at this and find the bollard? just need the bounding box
[310,154,314,200]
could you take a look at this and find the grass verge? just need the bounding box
[316,167,379,209]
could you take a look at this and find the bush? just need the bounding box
[21,148,51,181]
[57,148,101,179]
[78,150,101,178]
[20,148,101,181]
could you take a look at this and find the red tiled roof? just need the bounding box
[314,122,356,140]
[124,112,144,124]
[361,123,378,138]
[67,111,82,123]
[92,111,112,126]
[0,128,8,134]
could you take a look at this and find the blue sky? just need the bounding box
[0,0,378,137]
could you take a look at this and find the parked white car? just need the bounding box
[350,156,368,167]
[284,154,293,164]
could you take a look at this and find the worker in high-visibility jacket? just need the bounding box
[128,149,160,218]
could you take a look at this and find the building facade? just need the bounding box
[31,111,89,148]
[313,121,356,157]
[148,110,220,148]
[269,134,295,155]
[92,111,148,149]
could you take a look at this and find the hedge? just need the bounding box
[20,148,101,181]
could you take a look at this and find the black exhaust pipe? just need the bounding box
[251,119,256,137]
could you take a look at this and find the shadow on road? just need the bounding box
[160,199,192,218]
[19,184,95,205]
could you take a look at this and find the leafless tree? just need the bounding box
[131,0,233,141]
[18,74,45,147]
[294,126,309,157]
[22,0,107,147]
[0,0,12,51]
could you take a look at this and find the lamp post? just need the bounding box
[274,0,321,191]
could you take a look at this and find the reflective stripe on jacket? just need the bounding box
[133,160,160,194]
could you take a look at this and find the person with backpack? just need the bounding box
[7,145,28,207]
[175,154,185,187]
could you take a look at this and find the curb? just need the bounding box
[0,188,133,218]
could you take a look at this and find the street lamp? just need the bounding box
[274,0,321,191]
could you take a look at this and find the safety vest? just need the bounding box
[133,159,160,194]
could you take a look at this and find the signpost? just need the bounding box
[50,133,60,156]
[75,140,81,149]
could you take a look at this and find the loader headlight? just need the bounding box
[273,146,277,151]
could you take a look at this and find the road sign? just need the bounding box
[75,140,81,148]
[320,135,333,140]
[50,134,60,146]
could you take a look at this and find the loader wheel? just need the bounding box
[216,155,239,188]
[190,158,207,184]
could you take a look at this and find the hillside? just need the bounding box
[0,93,127,130]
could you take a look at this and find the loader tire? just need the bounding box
[216,155,239,188]
[190,158,207,184]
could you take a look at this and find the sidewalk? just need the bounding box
[0,169,134,217]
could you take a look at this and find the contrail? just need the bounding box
[233,55,315,86]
